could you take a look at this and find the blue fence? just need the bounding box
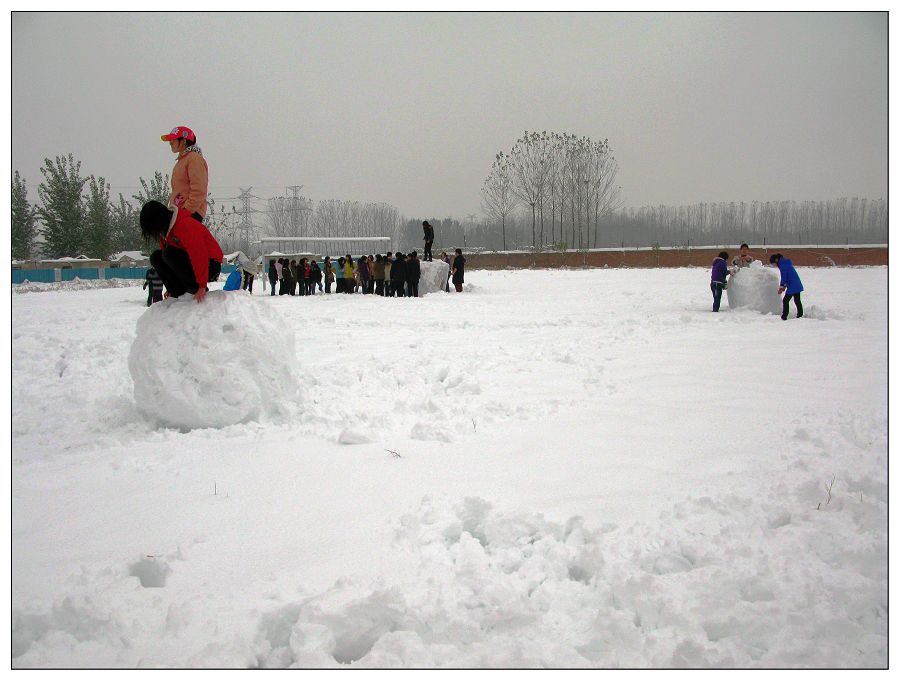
[13,264,238,285]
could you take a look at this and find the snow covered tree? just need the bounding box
[12,170,37,260]
[83,176,113,260]
[36,154,87,258]
[481,152,517,251]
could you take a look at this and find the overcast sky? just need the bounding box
[11,11,887,220]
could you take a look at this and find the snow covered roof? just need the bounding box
[110,251,148,262]
[40,255,104,263]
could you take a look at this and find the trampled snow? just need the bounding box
[11,267,888,668]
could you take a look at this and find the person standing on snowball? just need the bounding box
[710,251,729,312]
[140,200,223,303]
[731,243,755,269]
[161,126,208,223]
[406,251,421,298]
[769,253,804,320]
[423,221,435,262]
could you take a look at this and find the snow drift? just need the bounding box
[128,290,300,429]
[727,262,782,314]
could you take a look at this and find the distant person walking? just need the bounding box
[323,256,335,293]
[268,259,277,296]
[423,221,435,262]
[390,251,406,297]
[406,251,421,298]
[769,253,804,320]
[143,267,164,306]
[441,251,451,292]
[710,251,730,312]
[451,248,466,292]
[161,126,208,222]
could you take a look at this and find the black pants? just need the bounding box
[710,282,725,312]
[269,277,277,295]
[242,273,254,293]
[392,280,404,296]
[406,280,419,298]
[782,293,803,320]
[424,241,433,261]
[150,247,221,298]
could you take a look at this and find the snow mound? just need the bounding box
[418,260,450,295]
[726,262,782,314]
[128,291,300,430]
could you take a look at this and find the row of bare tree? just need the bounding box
[481,131,623,251]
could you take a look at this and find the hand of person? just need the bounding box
[778,286,786,294]
[194,288,207,303]
[174,195,185,208]
[164,291,171,299]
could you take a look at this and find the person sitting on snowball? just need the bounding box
[710,251,730,312]
[731,243,755,269]
[140,200,224,304]
[769,253,804,320]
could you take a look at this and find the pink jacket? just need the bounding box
[170,147,209,217]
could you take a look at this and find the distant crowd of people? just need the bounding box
[266,248,466,298]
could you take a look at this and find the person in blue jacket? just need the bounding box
[710,251,730,312]
[769,253,804,320]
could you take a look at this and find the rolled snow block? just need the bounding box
[726,262,783,314]
[418,260,451,295]
[129,290,301,429]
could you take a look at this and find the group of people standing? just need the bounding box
[710,243,804,319]
[265,248,465,297]
[268,257,324,296]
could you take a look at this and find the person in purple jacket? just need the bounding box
[710,251,730,312]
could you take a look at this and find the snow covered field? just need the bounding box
[11,267,887,668]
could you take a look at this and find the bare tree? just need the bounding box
[509,131,552,250]
[481,151,517,251]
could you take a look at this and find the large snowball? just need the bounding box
[128,290,300,429]
[418,260,451,295]
[726,261,782,314]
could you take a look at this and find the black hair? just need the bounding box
[740,243,749,249]
[139,200,173,239]
[455,248,462,255]
[718,251,729,260]
[769,253,782,264]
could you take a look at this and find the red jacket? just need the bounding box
[159,208,223,287]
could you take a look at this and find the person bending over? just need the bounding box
[140,200,223,304]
